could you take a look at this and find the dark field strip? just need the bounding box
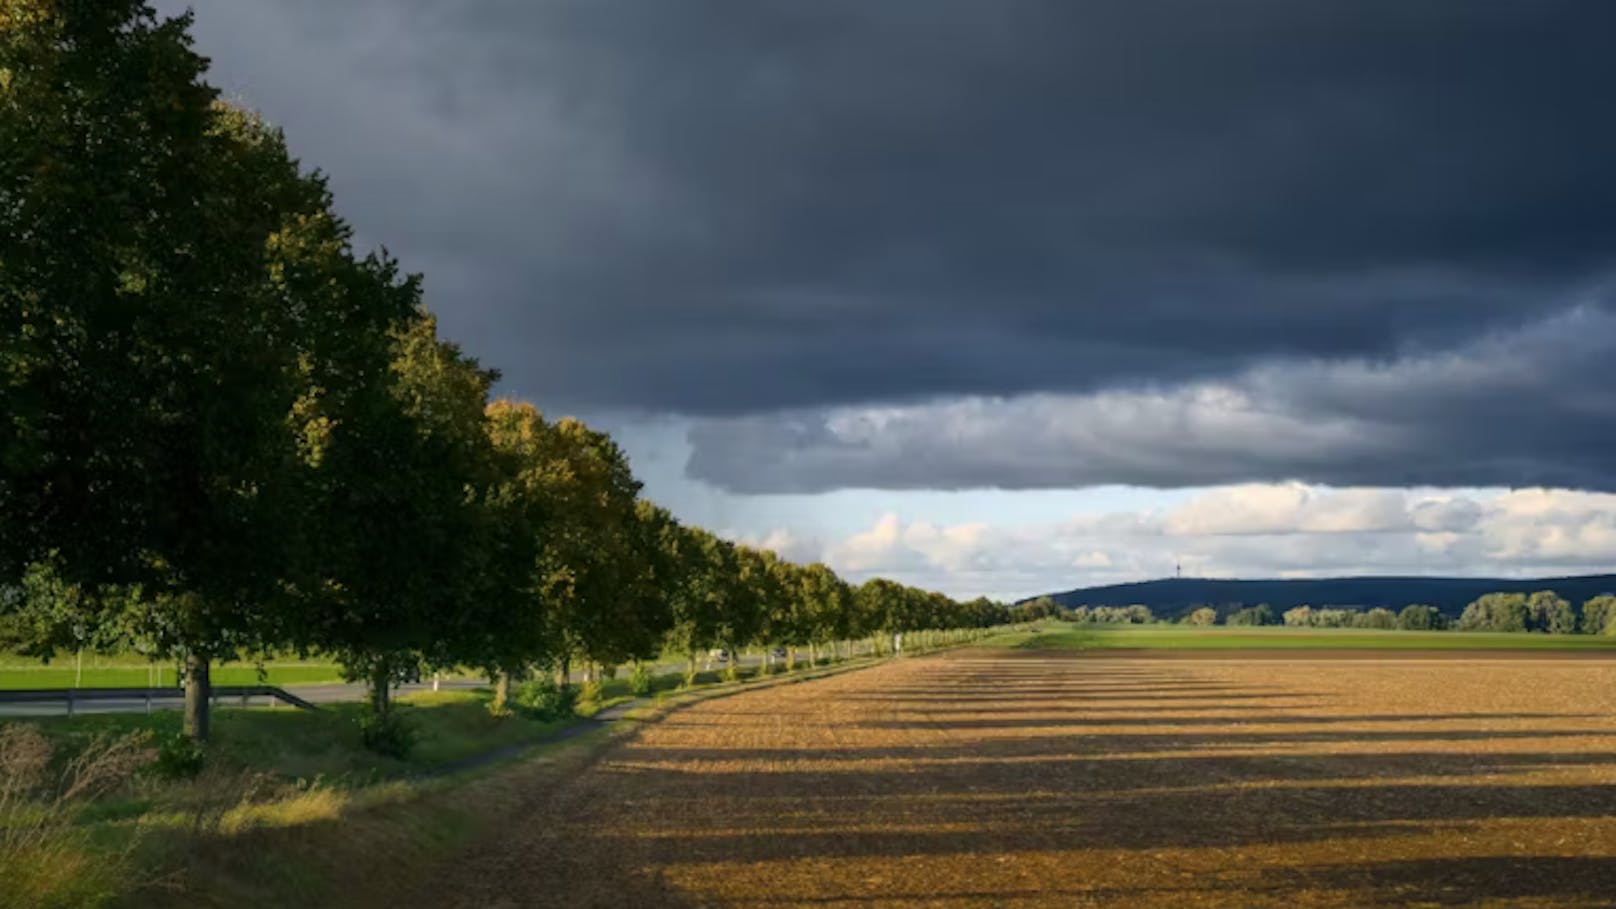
[415,649,1616,908]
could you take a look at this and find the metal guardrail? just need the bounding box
[0,685,319,716]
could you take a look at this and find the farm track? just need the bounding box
[418,650,1616,908]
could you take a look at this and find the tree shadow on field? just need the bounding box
[445,655,1616,907]
[1263,856,1616,907]
[716,857,1616,908]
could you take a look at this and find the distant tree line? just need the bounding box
[1025,590,1616,635]
[1178,594,1615,633]
[0,3,1012,745]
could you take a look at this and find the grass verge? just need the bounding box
[2,647,933,908]
[0,657,347,691]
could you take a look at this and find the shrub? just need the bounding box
[1227,604,1275,626]
[1354,607,1397,630]
[512,680,578,720]
[1397,604,1440,630]
[357,711,416,759]
[578,680,602,708]
[152,733,206,780]
[629,662,653,697]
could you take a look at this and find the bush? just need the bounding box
[1182,607,1217,626]
[629,662,653,697]
[357,711,416,759]
[152,733,206,780]
[1397,604,1440,630]
[578,680,602,708]
[1354,607,1397,630]
[1227,604,1275,626]
[512,680,578,720]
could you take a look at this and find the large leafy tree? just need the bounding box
[1583,595,1616,635]
[1526,590,1575,635]
[797,563,852,664]
[721,546,777,678]
[479,399,558,709]
[1457,592,1530,632]
[528,418,654,685]
[298,311,497,718]
[663,527,734,683]
[0,2,397,739]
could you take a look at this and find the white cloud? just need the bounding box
[741,485,1616,599]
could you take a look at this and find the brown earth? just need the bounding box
[421,651,1616,908]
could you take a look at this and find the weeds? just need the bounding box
[0,723,155,908]
[152,733,206,780]
[629,661,653,697]
[357,711,416,759]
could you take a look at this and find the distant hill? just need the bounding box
[1032,575,1616,618]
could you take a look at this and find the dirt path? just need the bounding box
[419,650,1616,908]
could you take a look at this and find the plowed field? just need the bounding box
[425,651,1616,908]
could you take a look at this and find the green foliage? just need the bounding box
[1458,593,1530,632]
[1526,590,1576,634]
[1397,604,1441,630]
[1060,604,1155,624]
[1353,607,1397,630]
[1226,604,1275,626]
[1182,607,1217,626]
[1584,595,1616,635]
[578,680,602,708]
[357,710,417,759]
[629,661,653,697]
[512,680,578,721]
[152,732,206,780]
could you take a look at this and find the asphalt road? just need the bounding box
[0,678,488,718]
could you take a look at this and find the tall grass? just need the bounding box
[0,724,155,908]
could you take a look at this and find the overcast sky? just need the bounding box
[159,1,1616,598]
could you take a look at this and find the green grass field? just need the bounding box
[993,624,1616,651]
[0,653,346,690]
[25,687,575,781]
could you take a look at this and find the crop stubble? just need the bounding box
[427,650,1616,908]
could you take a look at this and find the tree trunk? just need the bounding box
[183,653,211,742]
[557,653,571,690]
[369,660,391,718]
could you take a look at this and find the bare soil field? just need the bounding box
[421,650,1616,908]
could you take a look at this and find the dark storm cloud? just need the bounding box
[684,308,1616,493]
[161,1,1616,490]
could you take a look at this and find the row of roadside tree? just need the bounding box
[0,2,1013,743]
